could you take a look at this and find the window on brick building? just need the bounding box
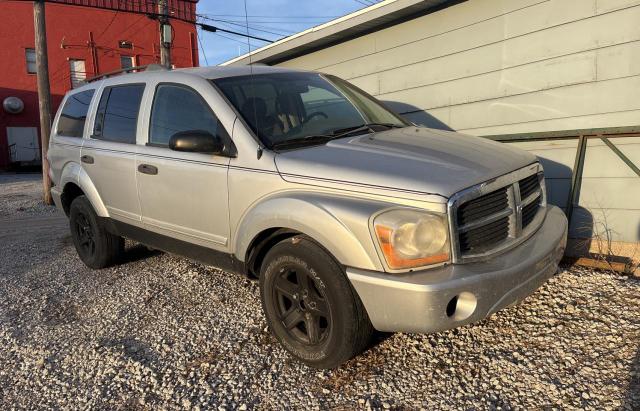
[120,56,135,69]
[69,59,86,88]
[25,48,36,74]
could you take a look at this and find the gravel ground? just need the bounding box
[0,174,638,410]
[0,173,57,217]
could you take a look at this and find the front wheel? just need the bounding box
[259,236,373,368]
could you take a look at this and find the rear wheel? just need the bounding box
[69,195,123,269]
[259,236,373,368]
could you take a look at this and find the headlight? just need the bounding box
[373,209,450,270]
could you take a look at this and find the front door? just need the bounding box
[136,83,230,250]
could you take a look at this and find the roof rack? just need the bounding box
[84,64,168,84]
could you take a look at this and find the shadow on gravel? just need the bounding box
[118,244,163,265]
[99,336,158,366]
[625,344,640,409]
[624,276,640,410]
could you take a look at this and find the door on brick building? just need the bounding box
[6,127,39,164]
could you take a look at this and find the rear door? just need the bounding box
[135,81,231,250]
[81,83,145,224]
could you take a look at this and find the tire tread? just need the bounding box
[69,195,123,269]
[260,235,373,368]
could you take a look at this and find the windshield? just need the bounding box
[213,72,409,149]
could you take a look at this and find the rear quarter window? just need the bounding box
[56,90,95,138]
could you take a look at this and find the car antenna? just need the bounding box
[243,0,264,160]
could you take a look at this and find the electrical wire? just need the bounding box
[212,32,254,46]
[196,15,332,24]
[198,15,287,38]
[211,19,297,35]
[196,27,209,66]
[202,14,341,19]
[352,0,374,7]
[94,10,119,41]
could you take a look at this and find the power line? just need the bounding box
[214,19,295,35]
[202,14,341,18]
[198,15,288,38]
[94,10,119,41]
[198,23,274,43]
[352,0,374,7]
[196,28,209,66]
[209,20,324,25]
[196,14,334,24]
[212,32,253,46]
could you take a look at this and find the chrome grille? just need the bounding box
[457,187,510,254]
[522,196,541,228]
[448,163,547,263]
[459,215,510,254]
[518,174,540,200]
[456,188,508,226]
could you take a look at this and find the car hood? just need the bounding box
[274,127,537,199]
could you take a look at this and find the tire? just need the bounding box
[259,235,373,369]
[69,195,123,269]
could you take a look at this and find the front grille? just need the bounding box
[451,165,546,261]
[522,196,541,228]
[519,174,539,199]
[457,188,508,226]
[457,188,509,254]
[459,216,510,254]
[519,174,542,228]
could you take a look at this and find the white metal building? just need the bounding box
[224,0,640,263]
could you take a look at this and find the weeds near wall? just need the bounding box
[587,207,640,276]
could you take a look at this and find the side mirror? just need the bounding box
[169,130,224,154]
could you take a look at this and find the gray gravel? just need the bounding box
[0,173,57,218]
[0,174,638,410]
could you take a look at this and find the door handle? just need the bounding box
[81,155,94,164]
[138,164,158,175]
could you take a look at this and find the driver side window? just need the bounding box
[149,84,219,146]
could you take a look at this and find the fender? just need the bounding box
[233,192,394,272]
[60,161,109,217]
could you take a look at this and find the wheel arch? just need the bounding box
[58,161,109,217]
[235,194,387,275]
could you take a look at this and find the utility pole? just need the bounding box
[33,0,53,205]
[158,0,171,67]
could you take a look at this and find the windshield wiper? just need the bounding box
[271,123,405,150]
[270,134,334,150]
[330,122,404,138]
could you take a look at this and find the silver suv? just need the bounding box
[48,65,567,368]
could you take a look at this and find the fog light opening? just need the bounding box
[446,292,477,321]
[446,296,458,318]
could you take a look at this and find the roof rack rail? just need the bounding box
[84,64,168,84]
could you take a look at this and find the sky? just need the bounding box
[195,0,382,65]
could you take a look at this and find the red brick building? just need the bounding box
[0,0,199,169]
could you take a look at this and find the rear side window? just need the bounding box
[149,84,219,146]
[56,90,95,138]
[93,84,144,144]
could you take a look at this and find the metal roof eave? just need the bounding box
[221,0,459,66]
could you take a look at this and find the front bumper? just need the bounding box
[347,205,568,333]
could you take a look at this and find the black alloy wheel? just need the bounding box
[260,235,374,368]
[272,263,331,345]
[69,195,123,269]
[73,211,96,256]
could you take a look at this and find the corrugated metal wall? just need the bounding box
[273,0,640,247]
